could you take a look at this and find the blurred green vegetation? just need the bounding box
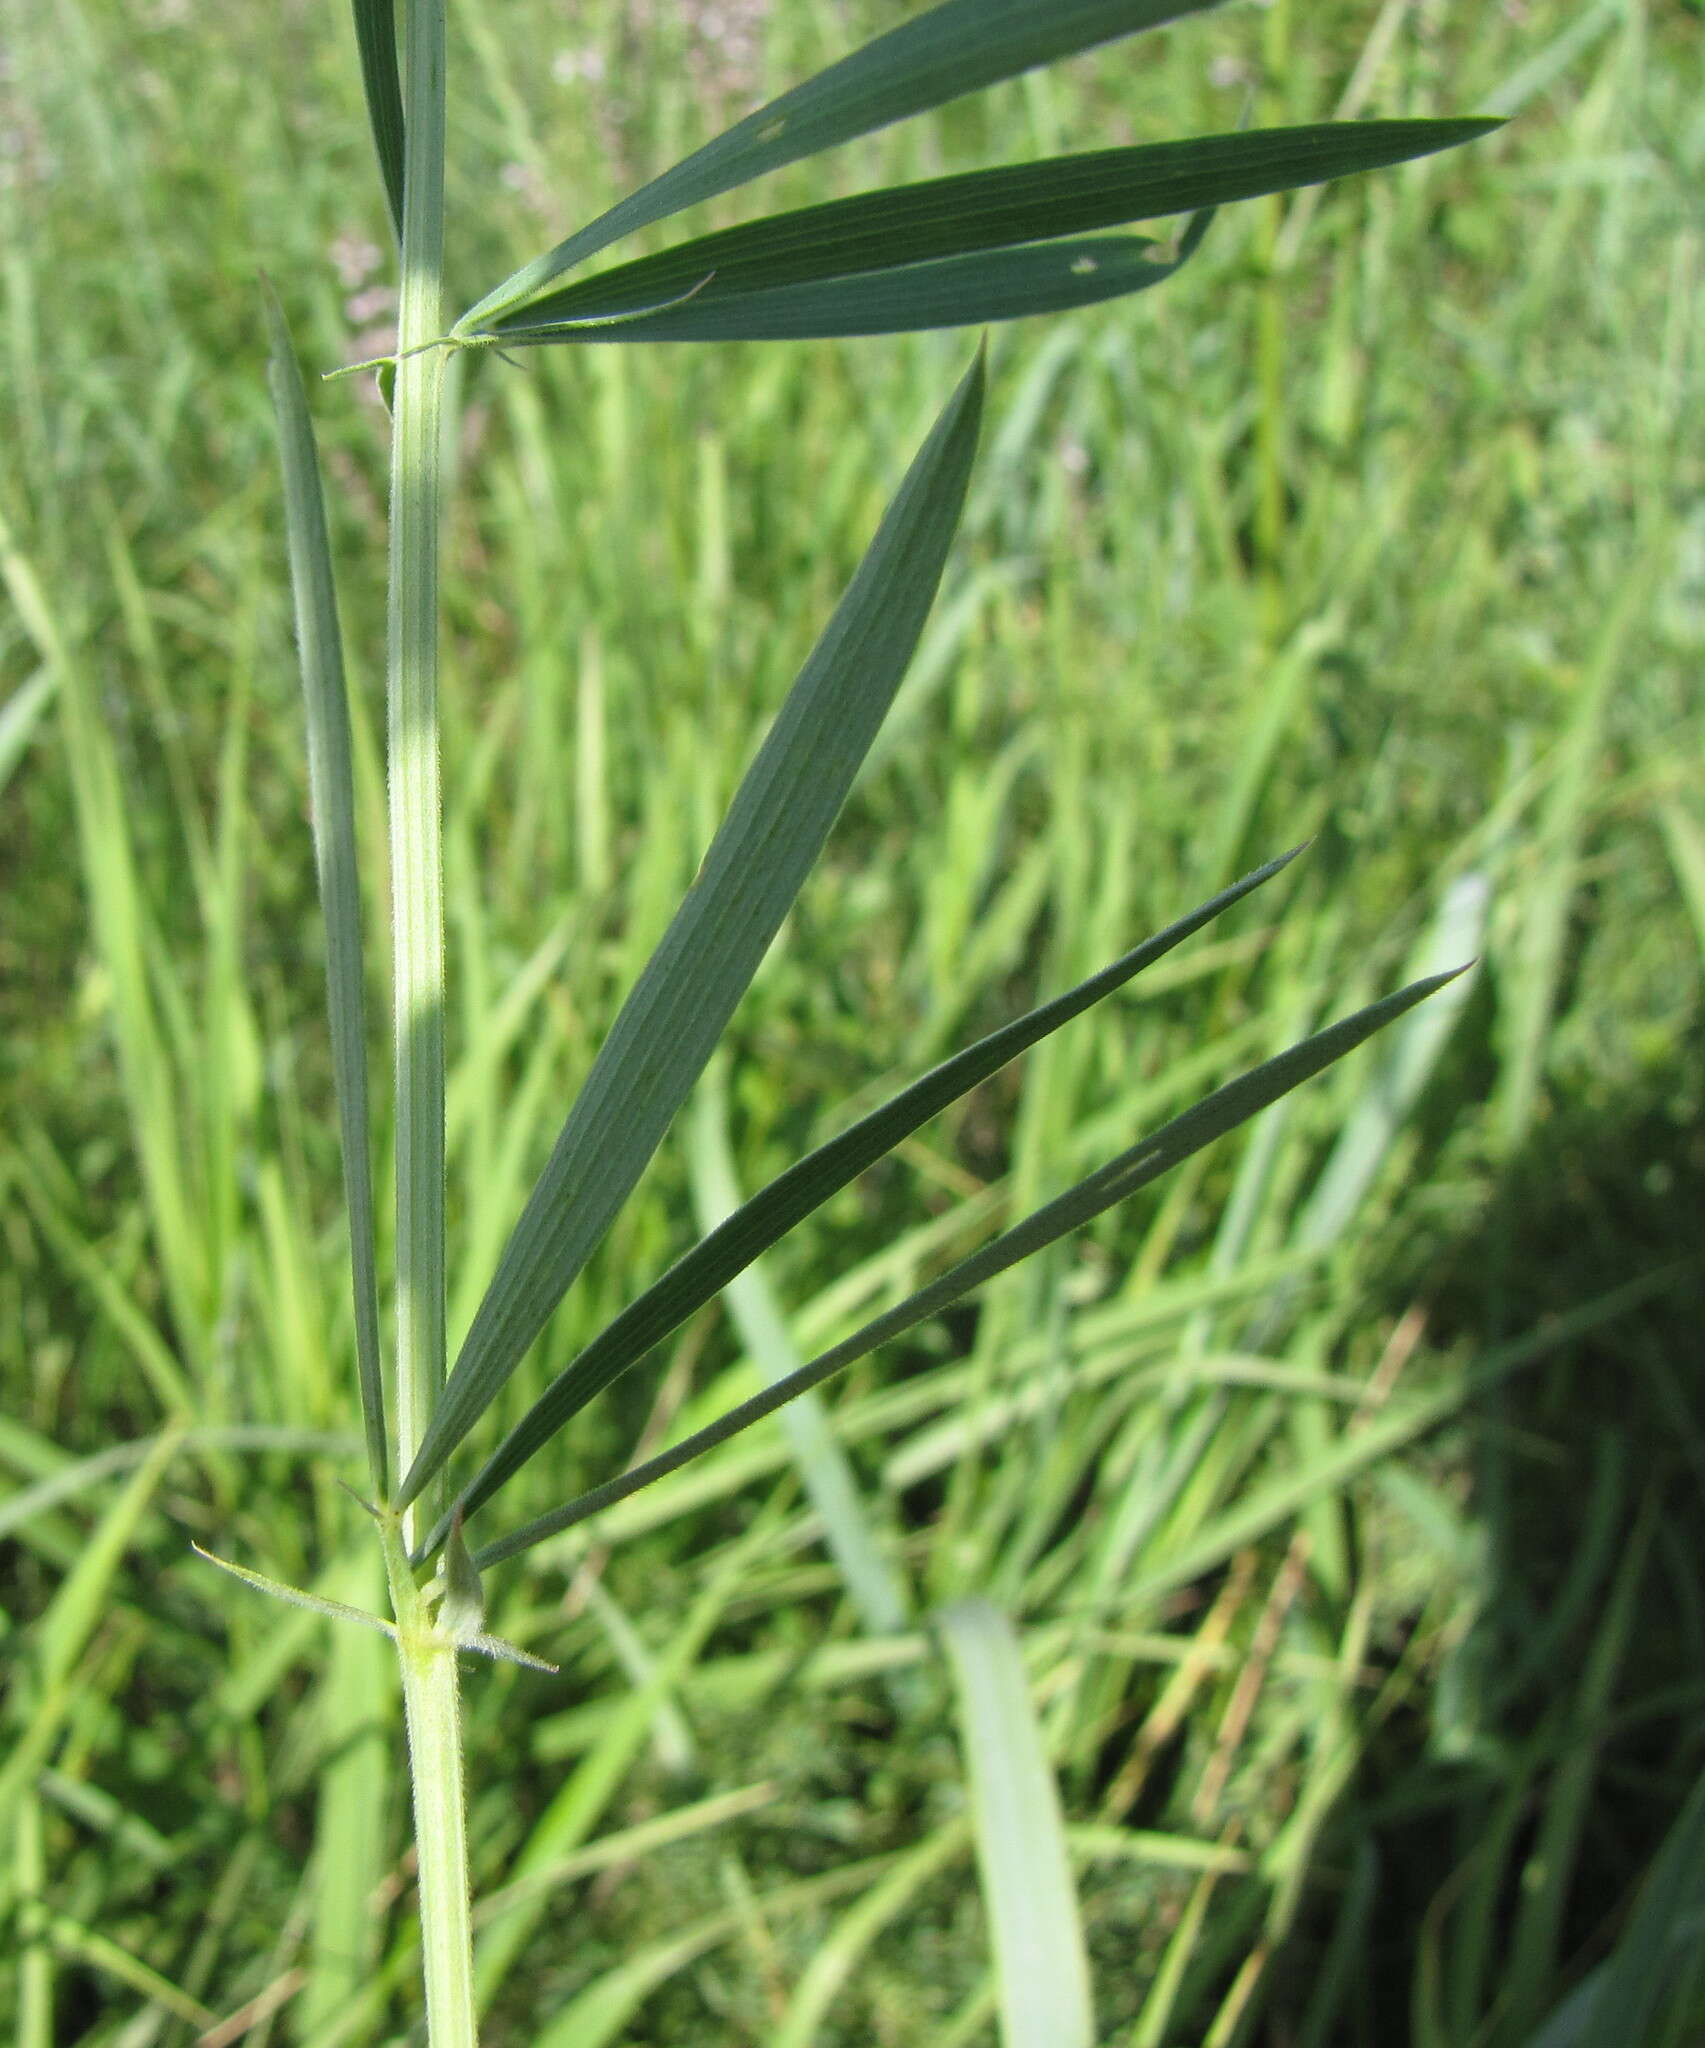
[1,0,1701,2042]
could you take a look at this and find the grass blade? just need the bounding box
[493,223,1208,345]
[350,0,405,240]
[473,968,1463,1567]
[396,352,986,1510]
[938,1600,1095,2048]
[487,122,1496,343]
[263,280,388,1499]
[455,0,1220,332]
[420,850,1299,1551]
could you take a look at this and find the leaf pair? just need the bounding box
[352,0,1494,345]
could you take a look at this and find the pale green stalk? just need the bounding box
[386,6,470,2042]
[383,1516,477,2048]
[389,0,448,1531]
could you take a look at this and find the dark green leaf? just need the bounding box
[499,219,1211,346]
[415,848,1300,1558]
[472,968,1467,1568]
[455,0,1221,332]
[350,0,405,242]
[262,280,388,1500]
[487,122,1495,343]
[392,353,986,1511]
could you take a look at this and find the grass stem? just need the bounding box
[383,1518,477,2048]
[389,0,449,1536]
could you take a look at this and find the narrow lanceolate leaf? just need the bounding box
[486,121,1494,345]
[263,281,388,1500]
[351,0,406,241]
[417,849,1301,1557]
[395,355,986,1511]
[455,0,1220,333]
[939,1601,1095,2048]
[473,968,1465,1568]
[491,225,1207,346]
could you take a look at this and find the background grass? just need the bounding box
[2,0,1702,2041]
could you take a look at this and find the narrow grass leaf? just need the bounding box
[455,0,1221,332]
[473,969,1461,1567]
[350,0,405,239]
[422,850,1298,1551]
[264,280,388,1499]
[398,355,985,1508]
[939,1601,1094,2047]
[493,223,1208,345]
[486,122,1495,343]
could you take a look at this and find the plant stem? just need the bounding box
[386,7,471,2041]
[390,0,449,1538]
[383,1519,477,2048]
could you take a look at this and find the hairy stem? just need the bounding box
[383,1519,476,2048]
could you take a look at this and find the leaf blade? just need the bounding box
[488,122,1496,340]
[263,280,389,1501]
[501,222,1210,346]
[394,353,987,1510]
[455,0,1221,332]
[472,968,1466,1567]
[350,0,406,241]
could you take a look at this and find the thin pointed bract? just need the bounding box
[263,280,389,1500]
[483,121,1496,346]
[417,848,1302,1559]
[350,0,405,241]
[455,0,1223,333]
[394,353,987,1512]
[471,968,1466,1569]
[193,1544,400,1640]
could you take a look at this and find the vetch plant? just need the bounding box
[205,2,1498,2040]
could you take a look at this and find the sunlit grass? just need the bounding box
[2,0,1701,2042]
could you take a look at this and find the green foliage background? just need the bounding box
[2,0,1701,2042]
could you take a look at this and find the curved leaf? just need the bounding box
[263,282,388,1499]
[393,353,986,1511]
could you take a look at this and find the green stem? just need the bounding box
[383,1519,477,2048]
[389,0,449,1539]
[385,7,469,2041]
